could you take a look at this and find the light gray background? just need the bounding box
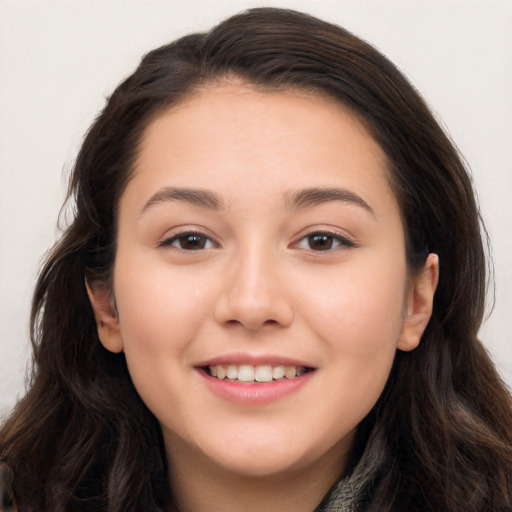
[1,0,511,419]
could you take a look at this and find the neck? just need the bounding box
[165,437,350,512]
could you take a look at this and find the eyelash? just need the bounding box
[159,231,217,251]
[159,230,355,252]
[293,231,356,252]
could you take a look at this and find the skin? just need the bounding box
[88,85,438,512]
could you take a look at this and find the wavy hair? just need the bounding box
[1,8,511,512]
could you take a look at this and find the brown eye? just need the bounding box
[308,234,333,251]
[295,231,355,252]
[161,232,215,250]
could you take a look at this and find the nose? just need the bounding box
[213,247,294,331]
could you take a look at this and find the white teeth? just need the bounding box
[238,365,255,382]
[284,366,297,379]
[255,365,273,382]
[217,365,227,380]
[227,364,238,380]
[207,364,309,382]
[272,365,285,379]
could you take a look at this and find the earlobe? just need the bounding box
[397,253,439,352]
[85,279,124,353]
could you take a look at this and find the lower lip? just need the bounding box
[198,369,314,405]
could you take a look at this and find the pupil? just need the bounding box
[181,234,205,249]
[309,234,332,250]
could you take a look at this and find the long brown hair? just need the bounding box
[1,8,511,512]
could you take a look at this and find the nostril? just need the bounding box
[223,317,282,330]
[214,287,294,330]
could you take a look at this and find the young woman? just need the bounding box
[1,7,510,512]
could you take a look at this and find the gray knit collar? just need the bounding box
[314,435,386,512]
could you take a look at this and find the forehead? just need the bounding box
[137,82,383,157]
[127,84,396,216]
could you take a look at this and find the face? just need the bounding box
[89,85,436,483]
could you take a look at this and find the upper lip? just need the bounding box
[195,353,315,368]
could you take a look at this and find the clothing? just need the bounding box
[314,435,385,512]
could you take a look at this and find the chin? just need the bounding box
[210,451,311,479]
[195,432,345,480]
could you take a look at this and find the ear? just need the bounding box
[397,253,439,352]
[85,279,124,353]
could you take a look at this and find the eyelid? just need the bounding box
[291,228,357,251]
[158,228,220,250]
[157,226,356,252]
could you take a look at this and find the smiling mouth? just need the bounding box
[202,364,314,383]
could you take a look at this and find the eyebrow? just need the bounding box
[139,185,374,217]
[285,187,375,216]
[140,186,224,215]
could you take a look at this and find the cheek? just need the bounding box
[113,256,215,362]
[297,258,407,436]
[111,258,219,421]
[299,253,407,356]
